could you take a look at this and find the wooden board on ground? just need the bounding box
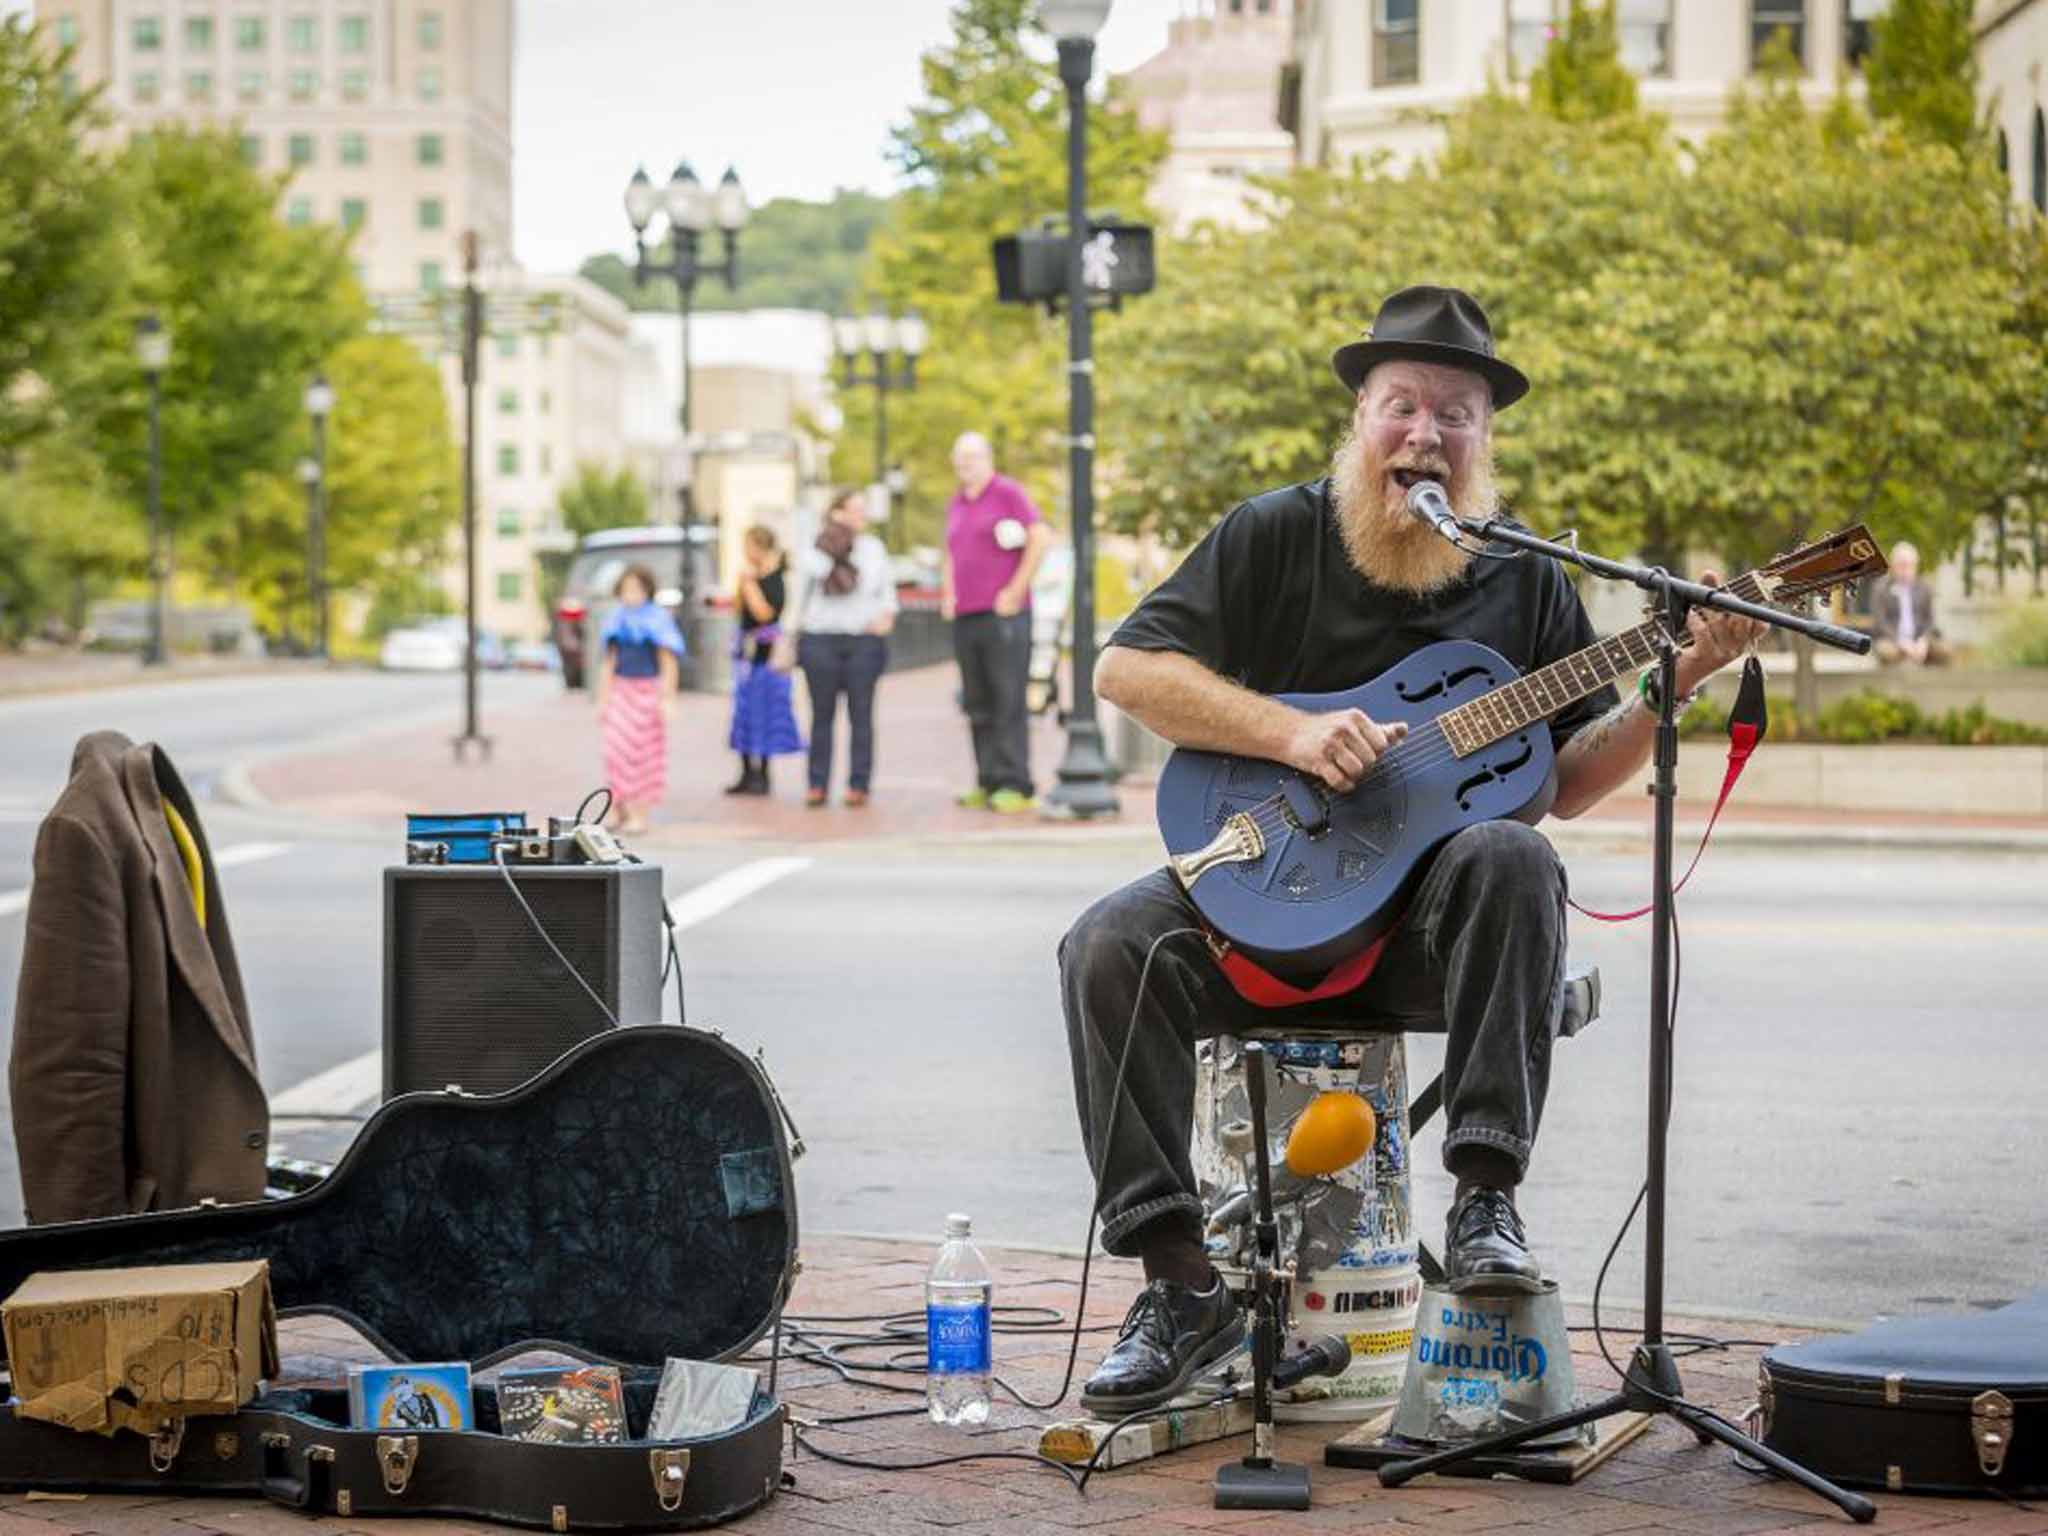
[1323,1407,1653,1484]
[1039,1396,1256,1469]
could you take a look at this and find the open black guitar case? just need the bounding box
[1760,1289,2048,1497]
[0,1026,798,1530]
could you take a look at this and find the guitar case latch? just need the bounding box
[377,1434,419,1495]
[1972,1390,2014,1478]
[649,1446,691,1512]
[147,1418,185,1473]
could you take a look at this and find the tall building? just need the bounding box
[36,0,514,294]
[1979,0,2047,213]
[1289,1,1882,171]
[1117,0,1299,232]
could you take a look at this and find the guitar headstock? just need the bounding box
[1750,525,1887,607]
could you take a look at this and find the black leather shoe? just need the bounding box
[1444,1186,1544,1294]
[1080,1279,1244,1416]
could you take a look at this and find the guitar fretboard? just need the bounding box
[1439,570,1766,757]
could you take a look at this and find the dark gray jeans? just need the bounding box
[954,610,1033,796]
[1058,820,1569,1258]
[799,632,887,792]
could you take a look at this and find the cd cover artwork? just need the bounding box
[497,1365,628,1444]
[348,1363,473,1431]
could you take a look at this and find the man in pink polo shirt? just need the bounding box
[942,431,1051,812]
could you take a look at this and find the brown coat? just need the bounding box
[10,732,268,1223]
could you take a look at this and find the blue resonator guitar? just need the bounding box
[1155,526,1883,974]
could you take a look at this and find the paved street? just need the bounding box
[1,669,2044,1333]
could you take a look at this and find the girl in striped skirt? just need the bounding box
[595,563,685,834]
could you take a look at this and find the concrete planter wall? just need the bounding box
[1100,700,2048,816]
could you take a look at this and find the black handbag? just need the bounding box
[0,1026,800,1529]
[1759,1290,2048,1497]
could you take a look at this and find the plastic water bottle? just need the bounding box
[926,1212,993,1426]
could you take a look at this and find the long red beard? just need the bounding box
[1329,426,1497,596]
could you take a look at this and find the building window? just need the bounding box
[286,197,313,226]
[288,132,313,166]
[418,66,441,99]
[538,390,552,414]
[497,445,520,476]
[235,16,265,49]
[419,10,443,48]
[133,15,162,50]
[239,133,262,166]
[418,197,444,230]
[133,70,160,102]
[539,445,553,474]
[497,571,523,602]
[420,261,444,292]
[495,333,518,359]
[183,70,212,101]
[1371,0,1418,87]
[1510,0,1670,79]
[1751,1,1806,70]
[537,333,553,358]
[340,68,367,99]
[340,131,366,165]
[289,68,317,99]
[288,14,317,52]
[55,14,79,46]
[417,132,444,165]
[341,198,366,230]
[496,508,522,536]
[184,16,214,50]
[2034,109,2046,215]
[59,68,79,94]
[339,13,368,51]
[497,389,519,415]
[1843,0,1885,67]
[236,69,264,101]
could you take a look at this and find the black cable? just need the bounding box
[492,845,621,1030]
[574,786,613,826]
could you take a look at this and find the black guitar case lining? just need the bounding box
[0,1026,796,1529]
[1760,1289,2048,1497]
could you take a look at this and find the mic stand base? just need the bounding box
[1214,1457,1311,1512]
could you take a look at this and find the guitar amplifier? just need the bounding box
[382,863,665,1099]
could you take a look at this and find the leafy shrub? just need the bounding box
[1987,601,2048,669]
[1676,687,2048,744]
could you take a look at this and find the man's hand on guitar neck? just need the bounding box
[1286,708,1409,793]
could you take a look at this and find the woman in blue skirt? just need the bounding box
[726,525,804,795]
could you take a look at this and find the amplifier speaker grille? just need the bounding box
[382,864,664,1098]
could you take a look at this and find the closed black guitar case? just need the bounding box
[0,1026,799,1529]
[1759,1290,2048,1497]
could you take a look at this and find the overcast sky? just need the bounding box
[5,0,1197,275]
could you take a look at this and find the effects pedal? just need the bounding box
[573,824,626,865]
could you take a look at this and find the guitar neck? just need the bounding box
[1440,569,1767,755]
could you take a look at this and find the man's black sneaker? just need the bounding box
[1443,1186,1544,1294]
[1079,1278,1245,1416]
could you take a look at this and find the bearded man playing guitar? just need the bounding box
[1062,286,1764,1417]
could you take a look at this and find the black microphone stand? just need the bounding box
[1376,519,1878,1525]
[1215,1041,1312,1510]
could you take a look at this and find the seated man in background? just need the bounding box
[11,732,268,1222]
[1871,541,1950,666]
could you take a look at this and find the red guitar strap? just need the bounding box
[1207,922,1398,1008]
[1571,656,1768,924]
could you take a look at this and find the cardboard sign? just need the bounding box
[2,1261,278,1437]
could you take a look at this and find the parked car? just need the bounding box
[553,525,719,689]
[506,639,561,672]
[379,617,507,672]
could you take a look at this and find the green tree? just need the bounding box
[0,429,145,642]
[1864,0,1981,152]
[237,335,460,646]
[80,126,368,604]
[555,462,650,540]
[1526,0,1639,123]
[0,18,127,451]
[839,0,1167,548]
[581,190,891,315]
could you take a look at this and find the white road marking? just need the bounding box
[0,841,290,920]
[270,856,814,1118]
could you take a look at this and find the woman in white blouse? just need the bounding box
[792,488,898,807]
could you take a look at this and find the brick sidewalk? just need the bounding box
[2,1235,2036,1535]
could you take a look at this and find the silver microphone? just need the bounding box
[1404,478,1465,546]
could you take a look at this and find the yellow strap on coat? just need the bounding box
[162,801,205,930]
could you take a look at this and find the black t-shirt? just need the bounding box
[1109,478,1618,752]
[740,566,786,635]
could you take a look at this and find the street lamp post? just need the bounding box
[1040,0,1119,820]
[624,160,749,689]
[832,308,925,528]
[135,314,172,667]
[455,230,489,759]
[303,373,335,660]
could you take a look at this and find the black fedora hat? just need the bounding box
[1330,285,1529,409]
